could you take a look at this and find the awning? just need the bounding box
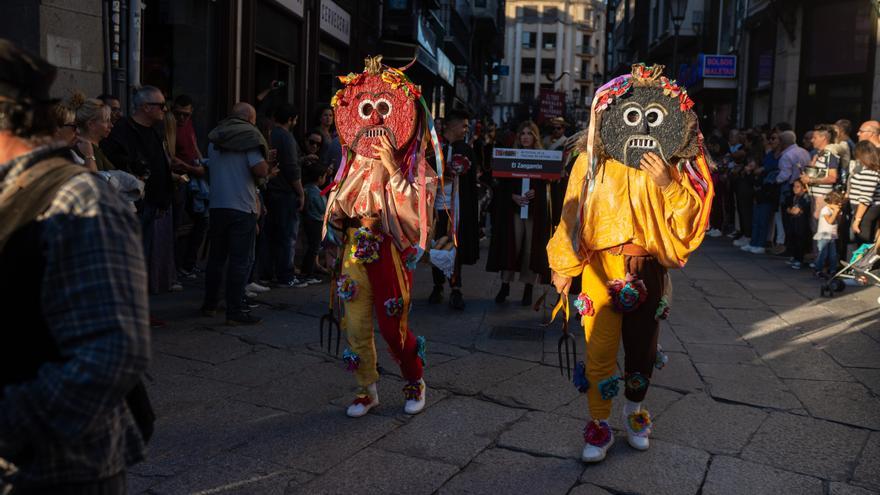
[380,41,438,76]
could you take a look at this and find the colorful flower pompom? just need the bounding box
[574,292,596,317]
[404,247,423,272]
[624,372,649,394]
[626,409,653,436]
[336,275,358,301]
[416,335,427,367]
[655,296,670,320]
[655,344,669,370]
[583,419,613,447]
[342,348,360,372]
[384,296,404,317]
[403,381,423,400]
[598,375,621,400]
[607,274,648,313]
[573,361,590,393]
[350,227,383,264]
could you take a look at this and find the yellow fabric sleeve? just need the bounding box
[546,153,591,277]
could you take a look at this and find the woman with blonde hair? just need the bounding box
[487,120,552,305]
[71,92,115,172]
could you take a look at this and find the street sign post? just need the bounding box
[491,147,564,180]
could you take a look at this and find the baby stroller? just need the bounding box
[820,242,880,305]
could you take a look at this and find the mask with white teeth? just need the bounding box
[595,65,700,170]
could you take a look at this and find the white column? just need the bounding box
[535,17,543,98]
[555,8,565,90]
[513,17,523,101]
[504,16,516,102]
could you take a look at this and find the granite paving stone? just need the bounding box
[579,439,709,495]
[568,484,614,495]
[376,396,524,467]
[785,379,880,429]
[649,351,704,393]
[192,348,323,387]
[496,410,585,458]
[295,448,459,495]
[762,346,854,381]
[428,352,537,395]
[145,453,297,495]
[152,327,255,364]
[829,483,880,495]
[701,456,823,495]
[438,448,583,495]
[669,322,748,346]
[854,432,880,491]
[482,364,582,411]
[849,368,880,395]
[683,342,760,364]
[695,362,802,409]
[824,332,880,369]
[230,406,401,474]
[232,361,350,414]
[742,412,869,481]
[653,392,768,454]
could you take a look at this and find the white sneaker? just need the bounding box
[707,228,722,237]
[346,383,379,418]
[403,379,426,415]
[623,402,652,451]
[170,282,183,292]
[245,290,258,298]
[246,282,271,293]
[749,246,765,254]
[740,243,753,252]
[733,237,750,247]
[581,419,614,463]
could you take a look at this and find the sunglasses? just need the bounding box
[144,102,167,110]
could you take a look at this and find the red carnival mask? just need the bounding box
[332,55,421,160]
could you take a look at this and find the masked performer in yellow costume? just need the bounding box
[324,56,439,417]
[547,64,713,462]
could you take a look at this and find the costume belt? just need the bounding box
[603,243,651,257]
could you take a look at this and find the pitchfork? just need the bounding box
[549,293,577,378]
[319,281,342,356]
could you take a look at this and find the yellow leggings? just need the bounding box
[579,250,665,419]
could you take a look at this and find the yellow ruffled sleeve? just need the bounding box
[546,153,590,277]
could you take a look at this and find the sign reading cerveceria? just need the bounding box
[491,148,564,180]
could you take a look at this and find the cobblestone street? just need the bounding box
[130,238,880,494]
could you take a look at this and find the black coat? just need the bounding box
[486,176,551,283]
[443,140,480,265]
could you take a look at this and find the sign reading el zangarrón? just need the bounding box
[491,148,564,180]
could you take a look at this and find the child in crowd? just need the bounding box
[300,157,329,283]
[813,190,845,277]
[785,178,812,269]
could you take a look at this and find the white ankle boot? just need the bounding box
[346,383,379,418]
[403,379,426,415]
[582,419,614,463]
[623,401,652,451]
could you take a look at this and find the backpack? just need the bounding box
[0,156,155,443]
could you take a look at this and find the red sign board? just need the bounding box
[538,89,565,122]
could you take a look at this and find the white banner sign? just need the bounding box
[320,0,351,45]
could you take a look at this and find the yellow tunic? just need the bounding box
[547,154,710,276]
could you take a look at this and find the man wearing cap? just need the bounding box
[0,39,150,493]
[543,117,569,151]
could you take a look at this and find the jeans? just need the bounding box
[750,202,774,248]
[179,211,209,272]
[815,238,839,273]
[300,218,323,277]
[203,208,257,317]
[265,191,299,283]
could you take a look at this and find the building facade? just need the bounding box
[607,0,880,136]
[494,0,606,129]
[2,0,503,145]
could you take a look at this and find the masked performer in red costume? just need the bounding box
[323,56,440,417]
[547,64,713,462]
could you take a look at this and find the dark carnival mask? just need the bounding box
[595,64,699,168]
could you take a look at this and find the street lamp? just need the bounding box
[667,0,689,80]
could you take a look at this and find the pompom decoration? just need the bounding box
[404,247,423,272]
[573,361,590,393]
[624,372,649,394]
[607,274,648,313]
[403,381,423,400]
[350,227,383,264]
[574,292,596,317]
[655,344,669,370]
[342,348,360,372]
[583,419,613,447]
[655,296,670,320]
[598,375,621,400]
[384,296,404,317]
[626,409,653,436]
[416,335,427,367]
[336,275,358,302]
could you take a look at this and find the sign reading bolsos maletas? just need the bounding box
[491,148,564,180]
[700,54,737,78]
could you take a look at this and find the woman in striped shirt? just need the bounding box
[850,140,880,244]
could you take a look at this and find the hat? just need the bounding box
[549,116,567,127]
[0,39,56,103]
